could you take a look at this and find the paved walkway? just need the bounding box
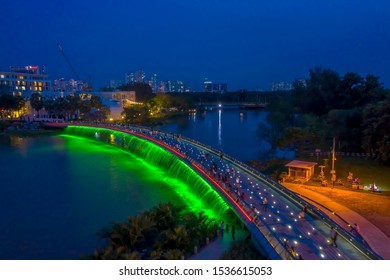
[189,227,248,260]
[190,183,390,260]
[60,123,386,259]
[282,183,390,259]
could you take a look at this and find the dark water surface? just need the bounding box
[156,109,293,161]
[0,110,289,259]
[0,133,183,259]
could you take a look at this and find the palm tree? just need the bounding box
[163,249,183,260]
[163,225,190,251]
[184,211,218,247]
[30,93,44,117]
[149,202,184,230]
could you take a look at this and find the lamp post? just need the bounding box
[331,136,336,187]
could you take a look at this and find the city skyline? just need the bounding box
[1,0,389,91]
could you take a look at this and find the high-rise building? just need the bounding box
[0,65,52,97]
[135,69,145,83]
[125,72,135,84]
[53,78,85,94]
[150,73,158,93]
[109,79,123,89]
[212,83,227,94]
[203,78,227,93]
[204,79,213,92]
[271,81,293,91]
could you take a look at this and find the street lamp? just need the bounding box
[331,136,336,187]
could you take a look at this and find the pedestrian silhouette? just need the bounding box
[262,197,268,211]
[330,227,338,247]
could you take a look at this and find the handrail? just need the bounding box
[60,121,382,260]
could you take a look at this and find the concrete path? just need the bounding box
[283,183,390,259]
[189,227,248,260]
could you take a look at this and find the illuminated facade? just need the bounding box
[271,81,293,91]
[204,79,227,93]
[53,78,86,94]
[0,66,52,96]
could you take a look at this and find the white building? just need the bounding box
[0,65,51,97]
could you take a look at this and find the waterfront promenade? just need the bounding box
[191,184,390,259]
[46,122,383,260]
[283,183,390,259]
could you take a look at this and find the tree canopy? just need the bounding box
[118,82,154,102]
[261,66,390,164]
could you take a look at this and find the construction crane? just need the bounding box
[57,43,91,93]
[57,43,81,81]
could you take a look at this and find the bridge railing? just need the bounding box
[67,121,295,259]
[172,130,382,260]
[190,160,295,260]
[167,129,382,260]
[64,122,382,259]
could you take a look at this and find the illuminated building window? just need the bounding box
[17,81,20,85]
[39,87,42,91]
[0,75,4,78]
[38,82,42,86]
[21,86,26,90]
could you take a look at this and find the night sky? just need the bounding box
[1,0,389,91]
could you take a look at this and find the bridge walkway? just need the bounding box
[50,122,382,260]
[121,125,379,259]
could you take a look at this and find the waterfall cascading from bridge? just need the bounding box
[63,125,230,220]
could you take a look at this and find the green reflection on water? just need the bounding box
[60,128,230,220]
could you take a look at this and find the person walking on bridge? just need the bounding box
[330,227,338,247]
[220,221,225,237]
[262,197,268,212]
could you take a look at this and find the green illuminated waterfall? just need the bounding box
[63,125,230,219]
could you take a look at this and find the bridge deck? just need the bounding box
[48,122,382,260]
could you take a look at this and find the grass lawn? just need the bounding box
[298,155,390,192]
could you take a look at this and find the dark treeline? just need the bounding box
[85,202,220,260]
[259,67,390,165]
[29,93,110,121]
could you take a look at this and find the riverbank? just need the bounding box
[282,182,390,259]
[285,183,390,238]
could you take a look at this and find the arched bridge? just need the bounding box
[45,122,382,260]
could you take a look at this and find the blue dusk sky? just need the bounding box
[0,0,389,91]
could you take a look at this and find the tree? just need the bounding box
[89,202,216,260]
[63,95,82,120]
[119,82,153,102]
[122,104,148,123]
[90,95,103,109]
[339,72,364,108]
[30,93,44,116]
[362,100,390,164]
[257,111,291,150]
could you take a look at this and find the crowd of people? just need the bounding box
[87,123,368,260]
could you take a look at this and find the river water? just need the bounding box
[0,134,184,259]
[156,109,293,161]
[0,109,291,259]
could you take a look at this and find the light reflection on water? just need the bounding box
[157,109,294,162]
[0,134,192,259]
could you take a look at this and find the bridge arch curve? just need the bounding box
[50,123,381,260]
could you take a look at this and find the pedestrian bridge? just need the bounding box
[45,122,382,260]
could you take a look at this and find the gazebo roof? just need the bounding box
[285,160,317,169]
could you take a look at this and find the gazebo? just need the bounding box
[285,160,317,182]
